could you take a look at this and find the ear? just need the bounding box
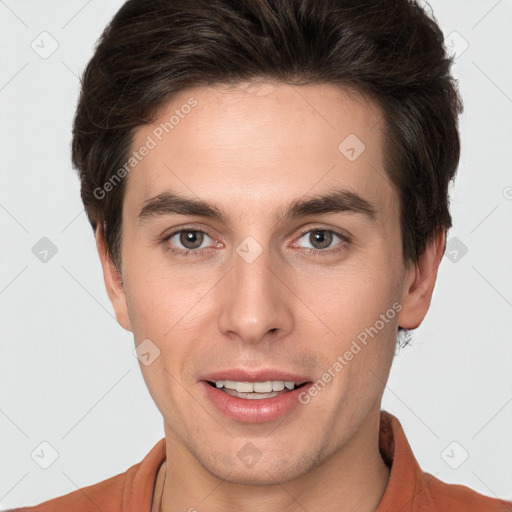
[397,229,446,330]
[95,225,132,332]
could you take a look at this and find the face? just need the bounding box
[99,81,431,485]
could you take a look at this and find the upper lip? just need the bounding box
[199,368,312,384]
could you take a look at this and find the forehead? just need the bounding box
[125,81,395,223]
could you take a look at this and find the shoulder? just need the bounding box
[377,411,511,512]
[6,438,166,512]
[5,470,128,512]
[423,473,512,512]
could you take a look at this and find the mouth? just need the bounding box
[206,379,309,400]
[200,372,313,423]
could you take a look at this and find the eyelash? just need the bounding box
[161,226,349,258]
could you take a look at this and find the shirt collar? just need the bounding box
[377,410,434,511]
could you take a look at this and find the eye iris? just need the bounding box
[180,230,203,249]
[310,230,332,249]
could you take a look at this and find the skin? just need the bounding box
[96,81,445,511]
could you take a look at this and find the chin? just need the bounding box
[196,448,320,486]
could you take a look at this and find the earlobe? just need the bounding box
[95,225,132,332]
[397,229,446,330]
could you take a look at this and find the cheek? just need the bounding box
[309,306,397,421]
[298,260,400,329]
[122,261,219,352]
[293,259,400,386]
[123,278,170,339]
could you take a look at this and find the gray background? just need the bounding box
[1,0,511,508]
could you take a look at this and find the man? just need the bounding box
[10,0,511,510]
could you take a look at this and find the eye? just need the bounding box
[161,227,348,258]
[294,229,347,253]
[163,228,218,255]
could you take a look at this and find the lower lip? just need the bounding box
[200,382,308,423]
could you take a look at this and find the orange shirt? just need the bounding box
[10,411,512,511]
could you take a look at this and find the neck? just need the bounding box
[155,411,390,512]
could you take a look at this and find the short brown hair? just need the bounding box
[72,0,463,271]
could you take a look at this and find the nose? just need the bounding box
[217,240,294,346]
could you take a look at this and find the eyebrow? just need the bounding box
[137,188,377,224]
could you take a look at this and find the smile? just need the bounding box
[201,377,312,423]
[210,379,306,399]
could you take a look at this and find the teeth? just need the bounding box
[235,381,253,393]
[272,381,285,391]
[253,381,272,393]
[214,380,298,392]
